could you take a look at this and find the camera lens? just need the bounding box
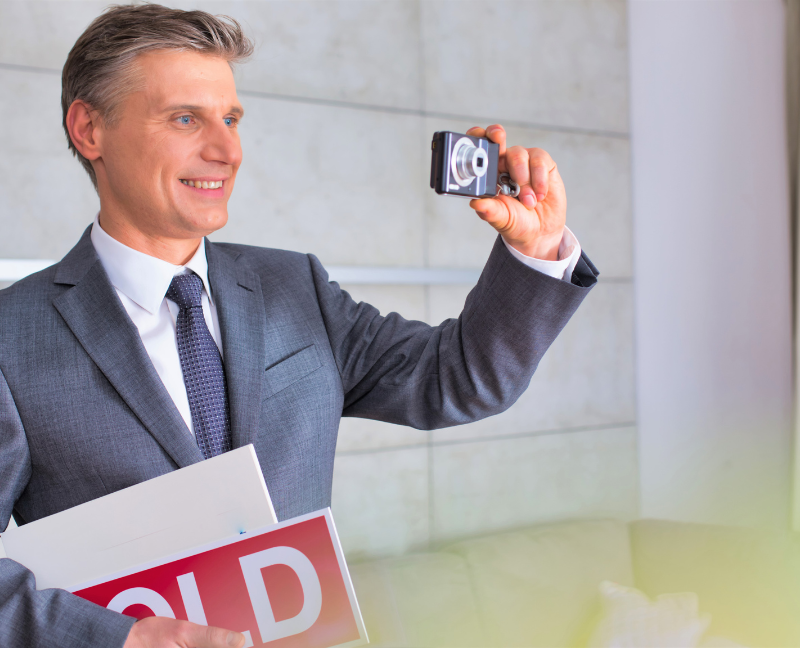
[453,141,489,186]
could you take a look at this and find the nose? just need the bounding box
[200,118,242,169]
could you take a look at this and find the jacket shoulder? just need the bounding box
[0,263,61,306]
[210,242,320,277]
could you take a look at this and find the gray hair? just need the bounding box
[61,3,253,188]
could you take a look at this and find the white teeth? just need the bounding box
[181,180,223,188]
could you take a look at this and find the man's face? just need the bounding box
[95,49,244,241]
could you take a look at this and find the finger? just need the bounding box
[185,622,245,648]
[504,146,536,209]
[484,124,507,156]
[465,126,486,138]
[528,148,556,202]
[504,145,530,187]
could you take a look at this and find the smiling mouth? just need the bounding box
[180,179,223,189]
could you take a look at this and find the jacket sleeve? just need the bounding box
[311,235,599,430]
[0,368,136,648]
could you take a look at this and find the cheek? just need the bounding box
[101,131,140,180]
[109,137,167,198]
[155,141,193,191]
[124,130,160,170]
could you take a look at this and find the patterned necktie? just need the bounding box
[166,273,232,459]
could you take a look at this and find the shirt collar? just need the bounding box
[90,216,214,315]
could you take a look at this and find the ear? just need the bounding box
[66,99,103,161]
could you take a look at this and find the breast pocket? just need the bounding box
[262,344,322,400]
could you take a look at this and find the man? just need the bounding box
[0,4,597,648]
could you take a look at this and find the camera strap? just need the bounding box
[496,173,521,198]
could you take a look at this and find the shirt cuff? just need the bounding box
[502,227,582,281]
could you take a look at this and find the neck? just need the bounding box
[97,212,202,266]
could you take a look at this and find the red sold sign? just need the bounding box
[71,509,367,648]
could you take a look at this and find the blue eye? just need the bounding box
[224,117,234,126]
[179,115,192,125]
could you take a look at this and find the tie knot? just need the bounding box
[167,273,204,310]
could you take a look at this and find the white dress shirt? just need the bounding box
[502,227,582,281]
[90,218,582,436]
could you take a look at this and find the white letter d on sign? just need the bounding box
[239,546,322,644]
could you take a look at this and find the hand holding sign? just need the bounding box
[124,617,245,648]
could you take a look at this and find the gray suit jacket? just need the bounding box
[0,227,597,647]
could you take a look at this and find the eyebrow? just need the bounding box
[163,104,245,117]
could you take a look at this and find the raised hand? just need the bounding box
[467,124,567,261]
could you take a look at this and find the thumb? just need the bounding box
[469,196,512,229]
[185,624,246,648]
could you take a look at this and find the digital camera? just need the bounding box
[430,131,500,198]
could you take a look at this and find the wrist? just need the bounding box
[507,230,564,261]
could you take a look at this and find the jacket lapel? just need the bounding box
[206,242,267,450]
[53,229,204,469]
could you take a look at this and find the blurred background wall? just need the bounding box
[4,0,786,561]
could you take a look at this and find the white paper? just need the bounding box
[2,444,277,590]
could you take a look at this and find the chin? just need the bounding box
[182,211,229,237]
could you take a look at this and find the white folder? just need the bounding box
[0,444,277,591]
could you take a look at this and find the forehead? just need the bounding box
[133,50,239,108]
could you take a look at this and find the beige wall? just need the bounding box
[0,1,635,558]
